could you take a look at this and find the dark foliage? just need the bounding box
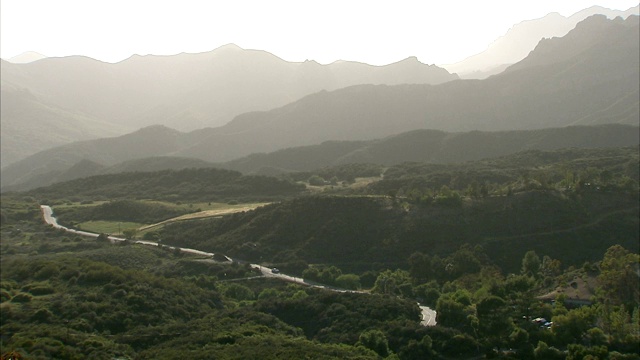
[27,167,305,202]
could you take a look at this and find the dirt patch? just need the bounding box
[538,274,600,303]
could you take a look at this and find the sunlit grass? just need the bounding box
[138,202,270,231]
[141,200,270,212]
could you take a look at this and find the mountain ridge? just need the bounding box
[442,4,639,78]
[1,44,457,167]
[2,15,637,190]
[2,124,637,192]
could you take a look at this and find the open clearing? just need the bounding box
[138,202,270,231]
[77,220,145,235]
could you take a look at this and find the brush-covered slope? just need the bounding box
[158,190,638,274]
[2,123,638,192]
[26,167,305,202]
[223,124,639,174]
[0,125,184,190]
[157,147,639,273]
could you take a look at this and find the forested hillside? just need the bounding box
[2,4,639,360]
[2,174,638,358]
[3,124,637,192]
[25,167,305,203]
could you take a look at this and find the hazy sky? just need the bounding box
[1,0,638,65]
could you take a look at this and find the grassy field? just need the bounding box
[51,200,271,237]
[77,220,146,235]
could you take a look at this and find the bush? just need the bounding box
[11,293,32,303]
[28,286,55,296]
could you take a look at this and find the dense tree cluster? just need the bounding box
[27,167,305,203]
[157,190,638,274]
[1,144,639,359]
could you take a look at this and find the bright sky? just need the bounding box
[1,0,638,65]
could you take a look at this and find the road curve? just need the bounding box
[420,305,437,326]
[41,205,435,326]
[40,205,231,260]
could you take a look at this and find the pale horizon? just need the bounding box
[1,0,639,66]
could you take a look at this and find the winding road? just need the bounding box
[41,205,436,326]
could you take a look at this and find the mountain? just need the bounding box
[171,15,638,161]
[0,125,184,190]
[2,15,637,191]
[5,51,47,64]
[442,5,639,78]
[0,44,456,159]
[2,123,637,192]
[223,125,640,174]
[0,82,131,167]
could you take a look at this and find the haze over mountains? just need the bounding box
[0,45,455,167]
[2,5,637,171]
[1,14,638,191]
[6,51,47,64]
[442,4,639,78]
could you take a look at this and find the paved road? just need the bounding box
[420,305,437,326]
[41,204,436,326]
[41,205,230,260]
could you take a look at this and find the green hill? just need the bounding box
[26,167,305,203]
[224,125,639,174]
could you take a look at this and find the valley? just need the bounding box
[1,8,639,360]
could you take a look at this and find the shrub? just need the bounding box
[11,293,32,303]
[28,286,55,296]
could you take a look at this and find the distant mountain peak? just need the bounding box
[133,124,181,134]
[441,5,639,78]
[6,51,47,64]
[402,56,421,63]
[213,43,244,53]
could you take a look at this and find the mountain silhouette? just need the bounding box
[0,44,456,166]
[443,5,639,78]
[1,15,637,190]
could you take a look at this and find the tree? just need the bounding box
[96,233,110,242]
[357,329,389,357]
[222,284,255,301]
[372,269,411,296]
[552,306,596,343]
[477,295,513,339]
[521,251,541,278]
[122,228,138,240]
[541,255,561,277]
[308,175,326,186]
[400,335,435,359]
[436,295,470,330]
[534,341,564,360]
[335,274,360,290]
[598,245,640,307]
